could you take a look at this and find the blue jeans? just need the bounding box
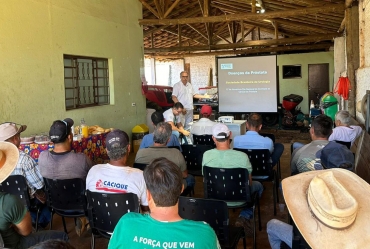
[291,142,305,154]
[271,143,284,166]
[267,219,293,249]
[30,199,52,228]
[239,181,263,219]
[185,174,195,188]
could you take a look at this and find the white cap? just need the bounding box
[212,123,230,139]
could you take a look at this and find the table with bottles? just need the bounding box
[19,133,109,164]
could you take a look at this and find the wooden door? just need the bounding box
[308,63,329,107]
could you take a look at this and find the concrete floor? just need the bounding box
[51,128,310,249]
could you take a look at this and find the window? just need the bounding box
[282,65,302,79]
[64,55,110,110]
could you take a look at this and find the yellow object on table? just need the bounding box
[81,126,89,138]
[132,124,149,153]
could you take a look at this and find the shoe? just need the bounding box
[75,217,89,237]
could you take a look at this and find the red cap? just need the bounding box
[200,105,212,115]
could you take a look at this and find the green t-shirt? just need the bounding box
[108,212,220,249]
[0,192,28,248]
[202,149,252,174]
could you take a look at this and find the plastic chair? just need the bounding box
[0,175,42,231]
[334,140,351,149]
[192,134,216,147]
[133,162,148,171]
[181,144,213,176]
[234,148,279,216]
[203,166,259,249]
[179,197,246,249]
[259,133,281,179]
[43,178,87,233]
[86,190,140,249]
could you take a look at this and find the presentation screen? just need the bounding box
[217,55,278,113]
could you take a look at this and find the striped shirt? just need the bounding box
[10,151,44,196]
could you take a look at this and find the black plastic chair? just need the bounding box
[86,190,140,249]
[181,144,213,176]
[0,175,42,231]
[192,134,216,147]
[133,162,148,171]
[334,140,351,149]
[234,148,279,216]
[179,197,246,249]
[259,133,281,179]
[43,178,87,233]
[203,166,259,249]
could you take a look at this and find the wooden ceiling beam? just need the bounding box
[161,28,207,45]
[139,0,160,19]
[144,32,340,53]
[163,0,181,19]
[270,18,329,34]
[148,43,332,59]
[139,4,345,25]
[153,0,164,19]
[187,24,208,40]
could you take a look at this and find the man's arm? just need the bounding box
[167,121,190,136]
[193,94,211,99]
[172,95,179,103]
[13,212,32,236]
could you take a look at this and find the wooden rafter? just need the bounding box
[163,0,181,18]
[153,0,164,18]
[187,24,208,40]
[138,0,160,19]
[139,4,345,25]
[144,32,340,53]
[148,43,332,59]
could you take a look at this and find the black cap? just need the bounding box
[106,129,129,151]
[49,118,74,143]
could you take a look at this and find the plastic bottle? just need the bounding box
[309,100,315,118]
[80,118,89,138]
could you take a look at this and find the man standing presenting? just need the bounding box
[172,71,211,129]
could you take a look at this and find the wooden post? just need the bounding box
[345,3,359,116]
[178,24,182,47]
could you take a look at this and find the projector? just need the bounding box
[218,116,234,123]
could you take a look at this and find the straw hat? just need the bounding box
[283,168,370,249]
[0,142,19,183]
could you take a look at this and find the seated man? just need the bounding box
[0,141,68,249]
[139,111,181,151]
[329,110,363,147]
[202,123,263,235]
[234,113,284,166]
[135,122,195,193]
[0,122,50,228]
[38,118,93,236]
[190,104,216,136]
[86,129,149,212]
[39,118,93,180]
[291,114,332,174]
[163,102,190,137]
[108,157,220,249]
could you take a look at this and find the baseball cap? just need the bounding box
[49,118,74,143]
[0,122,27,141]
[316,141,354,170]
[106,129,129,151]
[200,105,212,115]
[212,123,230,139]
